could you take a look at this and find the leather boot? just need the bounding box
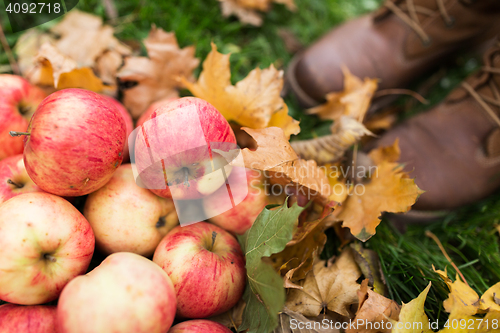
[370,42,500,211]
[287,0,500,107]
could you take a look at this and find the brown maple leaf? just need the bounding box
[285,248,362,317]
[338,140,423,241]
[307,67,378,122]
[116,26,199,118]
[180,43,299,139]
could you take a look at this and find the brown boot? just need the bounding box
[370,42,500,211]
[287,0,500,107]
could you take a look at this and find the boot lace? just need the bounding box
[461,43,500,128]
[385,0,455,44]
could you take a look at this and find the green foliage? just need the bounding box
[238,199,305,333]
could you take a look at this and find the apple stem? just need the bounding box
[183,168,190,187]
[209,231,217,251]
[43,254,57,263]
[9,131,30,137]
[7,179,23,188]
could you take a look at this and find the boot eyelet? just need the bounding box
[445,16,456,29]
[422,38,432,47]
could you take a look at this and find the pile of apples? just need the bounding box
[0,74,269,333]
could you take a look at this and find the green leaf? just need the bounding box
[238,198,305,333]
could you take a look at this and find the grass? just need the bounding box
[1,0,500,327]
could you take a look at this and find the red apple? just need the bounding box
[204,168,267,234]
[0,192,95,305]
[57,252,177,333]
[0,303,57,332]
[136,97,177,128]
[84,164,178,256]
[153,222,246,318]
[0,154,43,205]
[101,95,134,162]
[134,97,237,200]
[0,74,46,160]
[168,320,232,333]
[19,88,126,196]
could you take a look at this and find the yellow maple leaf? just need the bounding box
[391,283,433,333]
[338,140,423,241]
[181,43,299,138]
[307,67,378,122]
[433,267,500,333]
[285,249,362,317]
[116,26,199,118]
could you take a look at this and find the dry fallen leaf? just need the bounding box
[346,279,400,333]
[234,127,331,202]
[18,9,130,91]
[391,283,433,333]
[285,248,362,317]
[291,116,373,165]
[350,243,387,296]
[219,0,296,26]
[271,204,335,282]
[338,140,423,241]
[14,30,55,75]
[50,10,130,67]
[30,43,106,92]
[117,25,199,118]
[181,43,299,138]
[307,67,377,122]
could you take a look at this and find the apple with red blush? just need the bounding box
[0,192,95,305]
[153,222,246,318]
[57,252,177,333]
[0,74,45,160]
[13,88,127,196]
[134,97,236,200]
